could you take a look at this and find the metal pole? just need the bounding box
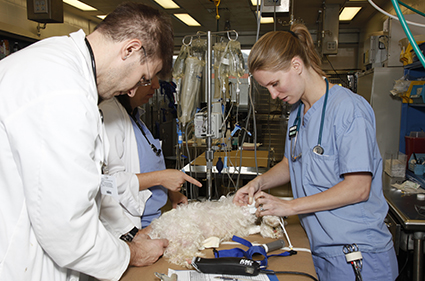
[205,31,213,200]
[181,30,238,200]
[413,232,424,281]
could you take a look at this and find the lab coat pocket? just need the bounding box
[305,149,339,191]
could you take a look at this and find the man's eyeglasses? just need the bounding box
[138,46,152,87]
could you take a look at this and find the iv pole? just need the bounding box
[182,30,238,200]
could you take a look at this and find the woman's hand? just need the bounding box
[159,169,202,192]
[254,191,294,217]
[169,191,188,208]
[233,177,262,206]
[138,169,202,192]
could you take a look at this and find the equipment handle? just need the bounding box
[262,239,285,253]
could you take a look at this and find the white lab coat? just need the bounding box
[99,98,152,229]
[0,30,132,281]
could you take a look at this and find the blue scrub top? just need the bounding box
[284,85,393,257]
[131,109,167,228]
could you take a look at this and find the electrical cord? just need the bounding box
[324,55,350,88]
[260,269,319,281]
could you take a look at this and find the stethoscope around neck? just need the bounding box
[290,78,329,162]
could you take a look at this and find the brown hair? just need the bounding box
[95,2,174,79]
[248,24,325,77]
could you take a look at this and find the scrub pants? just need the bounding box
[312,247,398,281]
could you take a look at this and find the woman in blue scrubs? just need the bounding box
[101,75,202,229]
[233,24,398,280]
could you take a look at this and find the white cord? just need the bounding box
[367,0,425,28]
[279,217,293,250]
[282,246,311,253]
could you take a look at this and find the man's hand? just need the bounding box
[127,232,168,267]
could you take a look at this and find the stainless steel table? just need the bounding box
[183,150,270,180]
[383,173,425,281]
[182,150,271,199]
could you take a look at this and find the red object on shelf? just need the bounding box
[405,136,425,165]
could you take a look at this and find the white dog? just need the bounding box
[148,196,283,268]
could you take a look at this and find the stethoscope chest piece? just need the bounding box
[313,144,324,155]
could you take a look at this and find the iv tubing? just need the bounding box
[367,0,425,28]
[179,29,239,199]
[390,0,425,69]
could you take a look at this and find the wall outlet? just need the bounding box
[327,41,337,51]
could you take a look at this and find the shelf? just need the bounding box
[404,61,424,70]
[406,169,425,188]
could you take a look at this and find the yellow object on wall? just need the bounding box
[400,41,425,66]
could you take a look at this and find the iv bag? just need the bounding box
[213,42,227,99]
[173,44,190,79]
[228,41,245,78]
[179,56,205,126]
[217,43,232,99]
[191,38,207,61]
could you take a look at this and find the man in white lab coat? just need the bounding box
[0,2,173,281]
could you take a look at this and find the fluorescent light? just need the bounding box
[97,15,106,20]
[261,17,274,24]
[174,13,201,26]
[255,11,274,24]
[153,0,180,9]
[63,0,97,11]
[251,0,259,5]
[339,7,362,21]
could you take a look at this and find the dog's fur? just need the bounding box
[148,196,283,268]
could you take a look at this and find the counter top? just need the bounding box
[383,174,425,231]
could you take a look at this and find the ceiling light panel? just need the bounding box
[260,17,274,24]
[255,11,275,24]
[153,0,180,9]
[174,13,201,26]
[339,7,362,21]
[63,0,97,11]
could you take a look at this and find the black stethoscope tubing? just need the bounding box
[85,37,97,86]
